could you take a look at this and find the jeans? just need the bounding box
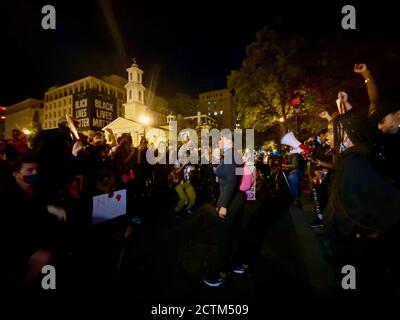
[287,168,304,199]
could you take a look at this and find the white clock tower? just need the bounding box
[124,58,147,121]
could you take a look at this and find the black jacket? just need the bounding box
[215,148,242,208]
[324,147,400,237]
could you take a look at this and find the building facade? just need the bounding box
[103,60,170,146]
[124,60,169,126]
[42,75,127,134]
[4,98,43,139]
[198,88,236,129]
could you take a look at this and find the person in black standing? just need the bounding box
[203,131,245,287]
[324,111,400,299]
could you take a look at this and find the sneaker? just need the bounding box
[233,264,250,275]
[203,276,225,287]
[311,217,323,228]
[131,216,142,224]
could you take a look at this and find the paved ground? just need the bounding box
[52,186,398,317]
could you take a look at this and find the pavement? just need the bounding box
[53,186,397,316]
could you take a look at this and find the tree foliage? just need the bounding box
[228,28,400,144]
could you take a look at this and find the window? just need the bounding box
[220,110,223,115]
[64,100,66,106]
[53,112,56,118]
[129,73,132,81]
[139,91,142,101]
[45,114,48,120]
[137,74,140,82]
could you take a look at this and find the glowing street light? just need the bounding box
[139,115,151,138]
[139,115,150,125]
[22,128,31,135]
[279,117,285,123]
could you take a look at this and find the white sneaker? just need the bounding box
[131,216,142,224]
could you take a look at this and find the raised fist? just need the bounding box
[354,63,368,73]
[338,91,348,103]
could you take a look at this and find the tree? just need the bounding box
[228,28,399,145]
[228,28,308,143]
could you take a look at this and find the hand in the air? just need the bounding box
[338,91,348,103]
[354,63,368,73]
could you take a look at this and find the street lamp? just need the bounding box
[139,115,150,138]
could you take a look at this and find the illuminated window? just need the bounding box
[220,110,223,115]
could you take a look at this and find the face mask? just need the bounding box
[23,174,39,185]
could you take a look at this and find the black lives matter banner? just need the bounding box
[73,89,117,130]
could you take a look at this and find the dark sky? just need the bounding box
[0,1,399,105]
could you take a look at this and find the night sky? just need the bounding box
[1,1,399,106]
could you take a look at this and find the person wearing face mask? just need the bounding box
[0,155,66,289]
[5,129,31,161]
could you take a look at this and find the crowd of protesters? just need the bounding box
[277,63,400,297]
[0,63,399,299]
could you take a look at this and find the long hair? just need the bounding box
[331,111,372,158]
[325,111,373,232]
[114,133,133,165]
